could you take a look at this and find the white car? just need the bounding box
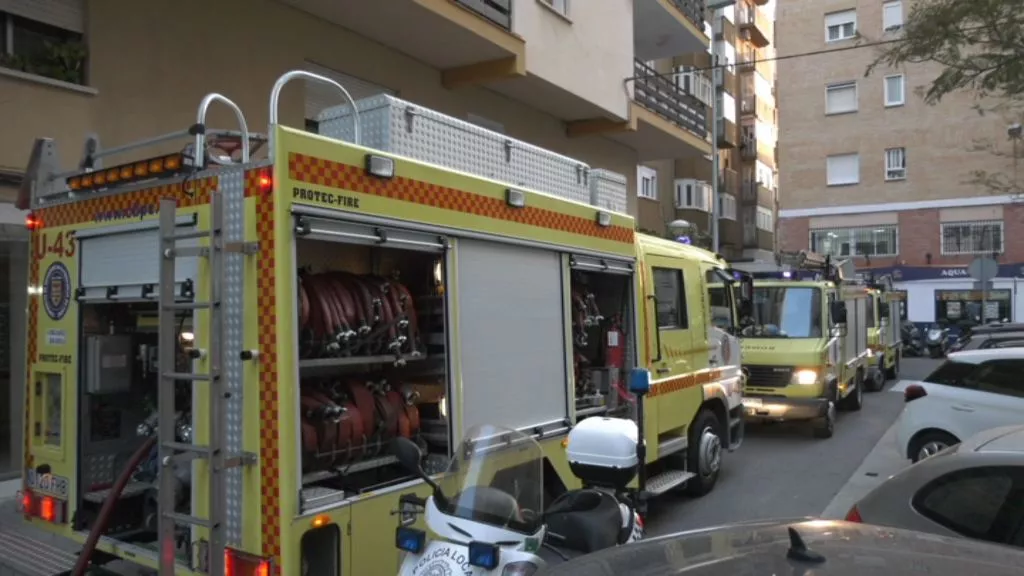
[895,348,1024,462]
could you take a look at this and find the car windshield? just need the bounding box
[923,360,976,386]
[437,425,544,535]
[741,286,822,338]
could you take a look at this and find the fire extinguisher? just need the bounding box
[603,315,628,400]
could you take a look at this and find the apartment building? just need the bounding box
[776,0,1024,324]
[0,1,717,479]
[635,0,778,260]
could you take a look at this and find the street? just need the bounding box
[645,357,940,536]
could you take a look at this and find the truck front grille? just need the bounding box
[745,365,794,388]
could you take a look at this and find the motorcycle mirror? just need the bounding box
[392,437,424,475]
[391,438,448,506]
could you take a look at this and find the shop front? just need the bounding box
[1,201,28,481]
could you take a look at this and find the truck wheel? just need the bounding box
[885,352,900,381]
[839,373,863,411]
[812,401,835,439]
[685,409,723,497]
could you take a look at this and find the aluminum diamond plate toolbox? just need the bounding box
[589,169,628,214]
[316,94,591,204]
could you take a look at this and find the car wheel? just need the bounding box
[813,401,836,439]
[909,431,959,463]
[685,409,723,497]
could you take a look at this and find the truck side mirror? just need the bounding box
[830,301,847,325]
[739,277,754,301]
[738,299,753,320]
[878,302,890,317]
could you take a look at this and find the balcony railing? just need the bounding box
[455,0,512,30]
[742,179,772,205]
[719,169,739,194]
[633,59,708,139]
[669,0,706,31]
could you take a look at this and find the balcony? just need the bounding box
[740,92,773,121]
[279,0,525,88]
[741,135,775,166]
[720,168,740,195]
[737,49,756,72]
[751,0,770,5]
[634,0,709,60]
[742,179,773,207]
[717,116,738,148]
[737,4,771,48]
[568,60,711,161]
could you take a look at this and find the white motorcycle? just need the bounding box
[393,418,645,576]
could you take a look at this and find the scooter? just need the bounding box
[925,323,949,358]
[392,417,646,575]
[901,324,925,357]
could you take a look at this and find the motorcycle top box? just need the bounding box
[566,417,640,490]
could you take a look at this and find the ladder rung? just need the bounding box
[163,301,215,310]
[163,371,215,381]
[164,512,215,529]
[165,229,217,242]
[225,452,258,469]
[170,246,212,259]
[163,441,212,455]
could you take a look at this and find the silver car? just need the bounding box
[847,424,1024,547]
[538,517,1024,575]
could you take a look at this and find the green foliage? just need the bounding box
[866,0,1024,104]
[0,40,86,85]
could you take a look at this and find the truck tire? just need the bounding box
[885,350,900,381]
[685,409,723,497]
[839,371,863,411]
[866,358,885,392]
[812,401,835,439]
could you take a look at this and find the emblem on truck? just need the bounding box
[42,262,72,321]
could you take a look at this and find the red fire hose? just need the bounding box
[72,435,157,576]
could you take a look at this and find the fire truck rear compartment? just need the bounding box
[75,302,194,546]
[294,234,448,511]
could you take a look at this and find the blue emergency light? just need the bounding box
[629,368,651,395]
[675,235,691,244]
[468,541,500,569]
[395,526,425,554]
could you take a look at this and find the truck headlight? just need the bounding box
[793,369,818,385]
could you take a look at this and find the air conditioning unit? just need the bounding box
[675,179,713,212]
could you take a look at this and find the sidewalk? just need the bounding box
[820,386,911,519]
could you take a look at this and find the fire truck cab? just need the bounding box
[15,71,750,575]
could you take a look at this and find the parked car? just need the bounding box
[537,518,1024,575]
[948,322,1024,353]
[895,348,1024,462]
[846,425,1024,549]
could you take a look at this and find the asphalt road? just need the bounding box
[644,357,942,536]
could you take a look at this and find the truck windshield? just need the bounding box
[706,268,736,330]
[743,286,822,338]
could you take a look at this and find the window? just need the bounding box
[0,10,85,84]
[941,221,1004,255]
[638,166,658,200]
[884,74,905,106]
[653,268,688,329]
[993,340,1024,349]
[675,180,712,212]
[719,194,737,220]
[825,82,858,114]
[825,9,857,42]
[912,466,1023,542]
[677,66,714,107]
[809,225,898,257]
[923,360,977,387]
[885,147,907,180]
[965,360,1024,398]
[826,153,860,186]
[755,206,773,231]
[883,1,904,32]
[540,0,569,16]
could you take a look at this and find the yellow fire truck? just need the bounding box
[863,273,902,391]
[15,71,751,575]
[729,251,871,439]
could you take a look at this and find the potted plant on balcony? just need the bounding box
[0,39,86,85]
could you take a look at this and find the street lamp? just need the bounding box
[706,0,738,253]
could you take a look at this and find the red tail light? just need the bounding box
[25,212,42,230]
[845,505,863,523]
[17,490,66,523]
[904,384,927,402]
[225,548,270,576]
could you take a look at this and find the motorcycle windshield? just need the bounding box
[438,425,544,535]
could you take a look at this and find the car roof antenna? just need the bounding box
[786,526,826,564]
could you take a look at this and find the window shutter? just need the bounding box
[303,61,394,121]
[883,2,903,30]
[826,84,857,113]
[824,10,854,28]
[826,154,859,185]
[0,0,83,32]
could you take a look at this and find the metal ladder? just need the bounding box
[156,192,245,575]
